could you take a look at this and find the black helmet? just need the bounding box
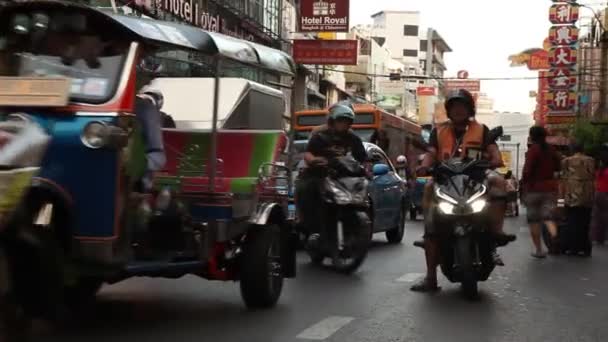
[445,89,476,117]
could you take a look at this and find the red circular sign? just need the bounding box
[457,70,469,79]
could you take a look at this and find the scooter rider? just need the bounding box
[411,89,516,292]
[296,103,367,243]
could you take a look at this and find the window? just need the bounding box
[403,25,419,36]
[419,59,427,72]
[263,0,281,37]
[403,49,418,57]
[420,40,428,51]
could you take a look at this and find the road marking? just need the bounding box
[395,273,424,283]
[296,316,355,340]
[585,293,597,297]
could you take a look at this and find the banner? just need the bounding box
[293,39,358,65]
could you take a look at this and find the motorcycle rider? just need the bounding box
[140,87,176,129]
[411,89,516,292]
[296,103,367,243]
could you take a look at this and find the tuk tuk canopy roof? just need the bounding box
[0,0,296,76]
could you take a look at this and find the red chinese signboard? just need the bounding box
[299,0,350,32]
[549,3,579,24]
[548,25,579,46]
[546,90,577,113]
[417,87,436,96]
[293,39,358,65]
[535,71,551,125]
[529,50,550,70]
[548,68,577,89]
[444,80,481,92]
[549,47,577,67]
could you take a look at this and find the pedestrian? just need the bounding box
[560,142,595,256]
[521,126,561,258]
[591,143,608,244]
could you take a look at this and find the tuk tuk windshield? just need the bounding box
[0,12,129,104]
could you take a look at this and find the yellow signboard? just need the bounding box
[0,77,70,107]
[317,32,337,40]
[498,150,512,174]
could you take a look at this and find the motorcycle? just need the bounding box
[305,156,372,274]
[430,157,502,299]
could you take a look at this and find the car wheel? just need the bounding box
[386,206,406,244]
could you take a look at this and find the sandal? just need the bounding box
[410,277,441,293]
[531,251,547,259]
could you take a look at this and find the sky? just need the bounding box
[350,0,599,113]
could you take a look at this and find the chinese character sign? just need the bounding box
[549,3,579,24]
[549,25,579,46]
[546,90,577,112]
[548,68,577,89]
[549,47,577,67]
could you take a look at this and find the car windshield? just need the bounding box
[0,13,129,104]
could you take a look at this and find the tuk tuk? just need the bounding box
[0,0,297,319]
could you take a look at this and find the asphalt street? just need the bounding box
[39,214,608,342]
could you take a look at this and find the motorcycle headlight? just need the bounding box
[470,199,487,213]
[81,121,108,149]
[438,201,455,215]
[326,179,352,204]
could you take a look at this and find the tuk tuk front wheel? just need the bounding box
[239,225,283,309]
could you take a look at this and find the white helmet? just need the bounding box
[396,155,407,164]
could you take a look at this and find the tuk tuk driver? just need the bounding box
[135,85,167,191]
[411,89,516,292]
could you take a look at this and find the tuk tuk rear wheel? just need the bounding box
[239,225,283,309]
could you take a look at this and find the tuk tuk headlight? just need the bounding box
[81,121,108,149]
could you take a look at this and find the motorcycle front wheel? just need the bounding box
[455,237,478,300]
[332,211,371,274]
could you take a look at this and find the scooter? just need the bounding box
[305,156,372,274]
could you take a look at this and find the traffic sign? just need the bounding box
[457,70,469,79]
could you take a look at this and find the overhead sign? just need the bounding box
[508,49,550,70]
[549,25,579,46]
[545,115,576,124]
[378,81,405,95]
[548,68,577,89]
[417,86,436,96]
[546,89,577,113]
[293,39,358,65]
[549,47,577,67]
[444,80,481,92]
[549,3,579,24]
[299,0,350,32]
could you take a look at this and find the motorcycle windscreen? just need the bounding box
[437,174,484,202]
[324,177,368,206]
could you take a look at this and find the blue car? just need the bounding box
[290,141,407,244]
[366,143,408,243]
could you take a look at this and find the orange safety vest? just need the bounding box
[436,120,484,161]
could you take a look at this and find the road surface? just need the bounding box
[39,215,608,342]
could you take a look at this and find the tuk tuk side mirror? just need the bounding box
[373,164,390,176]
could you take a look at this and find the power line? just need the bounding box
[320,67,607,82]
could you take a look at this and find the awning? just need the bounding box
[0,1,296,75]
